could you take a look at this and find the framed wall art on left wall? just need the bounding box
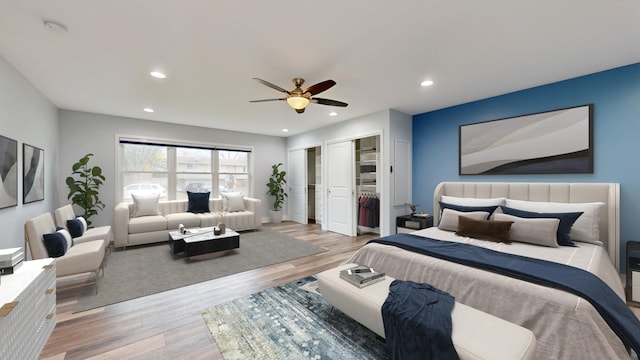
[0,135,18,209]
[23,143,44,203]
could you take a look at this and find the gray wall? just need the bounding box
[58,110,287,227]
[0,54,59,251]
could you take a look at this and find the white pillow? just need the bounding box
[504,199,604,245]
[493,213,560,248]
[77,216,88,234]
[441,195,506,207]
[58,228,73,249]
[132,193,161,217]
[223,192,245,212]
[438,208,490,232]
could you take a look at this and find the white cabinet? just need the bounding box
[0,258,56,360]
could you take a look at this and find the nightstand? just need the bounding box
[396,214,433,234]
[627,241,640,304]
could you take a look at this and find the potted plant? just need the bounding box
[65,153,106,226]
[266,163,287,223]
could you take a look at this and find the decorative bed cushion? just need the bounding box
[438,208,490,232]
[43,228,72,257]
[132,193,161,217]
[493,213,560,248]
[504,199,604,245]
[439,201,498,218]
[187,191,210,213]
[441,195,506,207]
[455,216,513,243]
[66,216,87,238]
[500,206,583,247]
[223,192,245,212]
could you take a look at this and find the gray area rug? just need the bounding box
[202,276,387,359]
[74,228,327,313]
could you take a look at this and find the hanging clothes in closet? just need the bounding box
[358,193,380,228]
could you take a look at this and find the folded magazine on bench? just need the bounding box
[340,265,385,288]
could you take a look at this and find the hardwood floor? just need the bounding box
[40,222,379,360]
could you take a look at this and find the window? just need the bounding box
[218,150,249,195]
[118,137,252,202]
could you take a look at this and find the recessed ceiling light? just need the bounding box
[420,80,434,87]
[150,71,166,79]
[329,112,338,117]
[143,108,154,113]
[282,128,289,132]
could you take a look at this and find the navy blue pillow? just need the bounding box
[43,231,68,258]
[500,206,583,247]
[67,218,84,238]
[438,201,498,220]
[187,191,210,213]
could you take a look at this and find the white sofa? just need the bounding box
[114,197,261,249]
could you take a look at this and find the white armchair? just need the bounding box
[54,204,113,245]
[24,213,106,293]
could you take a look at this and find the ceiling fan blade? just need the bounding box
[253,78,290,94]
[249,98,287,103]
[312,98,348,107]
[304,80,336,96]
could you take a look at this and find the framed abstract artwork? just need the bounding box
[459,104,593,175]
[0,135,18,209]
[23,143,45,203]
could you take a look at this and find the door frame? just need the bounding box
[287,143,323,225]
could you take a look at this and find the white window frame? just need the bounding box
[115,134,253,202]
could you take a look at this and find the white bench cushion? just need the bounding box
[317,263,537,360]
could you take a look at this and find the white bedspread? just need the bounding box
[346,227,630,360]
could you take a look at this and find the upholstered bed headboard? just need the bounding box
[433,182,621,271]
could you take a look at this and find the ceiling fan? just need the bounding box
[250,77,348,114]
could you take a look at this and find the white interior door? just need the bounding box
[288,149,307,224]
[327,140,355,236]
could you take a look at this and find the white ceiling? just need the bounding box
[1,1,639,137]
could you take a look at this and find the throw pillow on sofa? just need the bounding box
[223,192,245,212]
[132,193,161,217]
[187,191,210,213]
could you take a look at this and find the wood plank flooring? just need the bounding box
[40,222,379,360]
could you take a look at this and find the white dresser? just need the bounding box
[0,258,56,360]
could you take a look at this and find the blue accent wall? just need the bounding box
[412,63,640,269]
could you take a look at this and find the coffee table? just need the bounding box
[169,227,239,260]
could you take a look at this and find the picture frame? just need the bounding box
[23,143,45,203]
[459,104,593,175]
[0,135,18,209]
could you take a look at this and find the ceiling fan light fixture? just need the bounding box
[286,96,310,110]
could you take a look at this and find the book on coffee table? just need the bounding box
[339,265,385,288]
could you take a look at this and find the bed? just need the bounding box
[346,182,635,360]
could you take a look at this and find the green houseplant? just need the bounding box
[266,163,287,223]
[65,153,106,226]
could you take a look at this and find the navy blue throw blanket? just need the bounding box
[382,280,459,360]
[370,234,640,355]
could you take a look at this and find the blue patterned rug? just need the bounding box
[202,276,388,359]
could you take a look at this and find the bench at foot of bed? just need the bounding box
[317,263,537,360]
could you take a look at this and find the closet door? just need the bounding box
[327,140,355,236]
[288,149,307,224]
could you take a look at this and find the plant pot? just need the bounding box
[269,210,283,224]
